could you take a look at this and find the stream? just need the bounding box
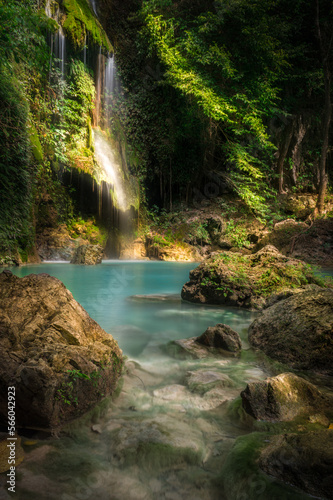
[4,261,316,500]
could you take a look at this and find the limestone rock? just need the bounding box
[196,324,242,352]
[248,287,333,374]
[259,430,333,499]
[0,271,123,430]
[70,244,104,265]
[241,373,331,421]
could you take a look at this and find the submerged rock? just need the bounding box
[70,243,104,264]
[241,372,332,422]
[0,271,123,430]
[248,287,333,375]
[197,324,242,352]
[259,430,333,499]
[108,415,205,470]
[186,370,232,395]
[181,245,324,309]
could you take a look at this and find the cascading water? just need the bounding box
[93,129,127,212]
[45,0,66,80]
[88,0,98,16]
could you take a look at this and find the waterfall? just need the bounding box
[93,130,127,211]
[45,0,66,80]
[88,0,98,16]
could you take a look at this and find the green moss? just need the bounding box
[29,124,44,161]
[62,0,112,51]
[220,433,313,500]
[120,441,202,471]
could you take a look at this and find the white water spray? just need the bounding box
[93,130,127,211]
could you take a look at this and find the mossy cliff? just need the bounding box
[61,0,112,51]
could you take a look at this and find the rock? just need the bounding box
[0,434,24,472]
[36,225,89,261]
[91,424,103,434]
[283,193,317,219]
[109,415,205,470]
[241,373,331,421]
[70,244,104,265]
[168,336,239,360]
[0,271,123,430]
[186,370,232,395]
[181,245,324,309]
[259,430,333,499]
[119,237,148,260]
[248,287,333,374]
[255,218,333,266]
[196,324,242,352]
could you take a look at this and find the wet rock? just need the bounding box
[70,244,104,265]
[181,245,324,309]
[259,430,333,499]
[186,370,232,395]
[241,373,332,421]
[0,271,123,430]
[196,324,242,352]
[248,287,333,375]
[169,337,238,360]
[109,415,205,470]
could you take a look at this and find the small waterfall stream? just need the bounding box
[45,0,66,80]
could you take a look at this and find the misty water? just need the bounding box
[8,262,313,500]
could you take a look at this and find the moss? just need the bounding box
[220,433,313,500]
[120,442,202,471]
[29,124,44,161]
[62,0,112,51]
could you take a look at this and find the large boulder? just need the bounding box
[36,225,88,261]
[0,271,123,430]
[259,430,333,499]
[70,244,104,265]
[248,288,333,375]
[241,373,332,421]
[196,323,242,352]
[181,245,325,309]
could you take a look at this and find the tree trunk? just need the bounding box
[315,0,332,215]
[278,120,294,194]
[316,71,331,214]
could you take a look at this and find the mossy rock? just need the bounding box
[62,0,112,51]
[181,245,329,309]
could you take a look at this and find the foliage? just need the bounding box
[62,0,112,50]
[0,65,34,253]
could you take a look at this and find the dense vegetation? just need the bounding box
[104,0,332,215]
[0,0,332,260]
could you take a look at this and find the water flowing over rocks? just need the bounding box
[181,245,324,309]
[70,243,104,264]
[169,323,242,360]
[0,270,123,430]
[259,430,333,500]
[248,287,333,375]
[241,372,332,421]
